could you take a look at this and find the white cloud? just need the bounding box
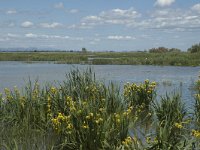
[155,0,175,7]
[68,23,93,29]
[6,10,17,14]
[54,2,64,9]
[24,33,84,41]
[146,9,200,30]
[40,22,63,28]
[25,33,38,38]
[191,3,200,13]
[72,7,200,32]
[107,35,135,40]
[7,33,20,38]
[0,37,10,42]
[21,21,34,28]
[81,8,140,27]
[84,16,102,22]
[69,9,79,14]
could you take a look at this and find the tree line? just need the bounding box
[149,42,200,53]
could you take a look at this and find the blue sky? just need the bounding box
[0,0,200,51]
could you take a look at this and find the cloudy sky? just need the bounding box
[0,0,200,51]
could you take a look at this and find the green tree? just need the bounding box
[149,47,168,53]
[188,43,200,53]
[82,47,87,53]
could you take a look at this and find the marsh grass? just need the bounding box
[1,51,200,66]
[0,68,200,149]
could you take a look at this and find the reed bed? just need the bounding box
[0,69,200,149]
[1,51,200,66]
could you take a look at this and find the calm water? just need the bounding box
[0,61,199,107]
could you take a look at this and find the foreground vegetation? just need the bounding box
[0,69,200,149]
[0,51,200,66]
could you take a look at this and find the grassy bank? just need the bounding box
[0,69,200,149]
[1,51,200,66]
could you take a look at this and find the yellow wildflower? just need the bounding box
[89,113,94,117]
[154,137,158,144]
[175,123,183,129]
[86,116,90,120]
[82,125,89,129]
[192,130,200,138]
[122,136,132,146]
[50,87,57,94]
[116,119,120,123]
[95,118,103,124]
[145,79,149,84]
[99,108,104,112]
[146,136,151,144]
[66,123,73,130]
[99,118,103,122]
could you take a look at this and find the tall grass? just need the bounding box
[0,68,200,149]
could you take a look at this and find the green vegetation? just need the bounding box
[0,51,200,66]
[188,43,200,53]
[0,52,88,63]
[0,69,200,149]
[1,42,200,66]
[149,47,181,53]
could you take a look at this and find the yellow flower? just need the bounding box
[192,130,200,138]
[151,81,156,86]
[65,115,71,121]
[145,79,149,84]
[50,87,57,94]
[147,112,152,116]
[99,108,104,112]
[95,118,103,124]
[47,96,51,102]
[66,123,73,130]
[89,113,94,117]
[82,125,89,129]
[99,118,103,122]
[101,98,105,101]
[122,136,132,146]
[114,113,120,119]
[146,136,151,144]
[57,113,65,121]
[70,106,76,112]
[67,131,72,134]
[175,123,183,129]
[123,112,128,116]
[116,119,120,123]
[154,137,158,144]
[4,88,10,93]
[86,116,90,120]
[147,90,151,94]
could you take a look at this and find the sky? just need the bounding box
[0,0,200,51]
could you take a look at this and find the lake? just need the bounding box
[0,61,199,107]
